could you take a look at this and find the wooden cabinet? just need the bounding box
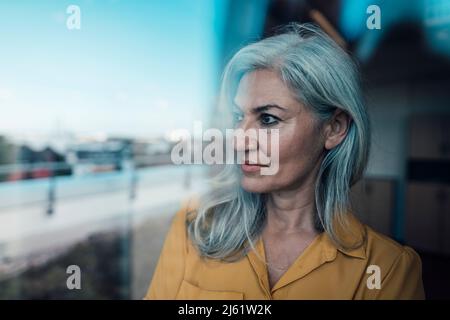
[350,179,395,237]
[405,183,450,254]
[445,187,450,254]
[405,115,450,255]
[409,116,450,160]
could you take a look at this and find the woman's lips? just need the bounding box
[241,162,269,173]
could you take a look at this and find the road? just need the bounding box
[0,165,207,259]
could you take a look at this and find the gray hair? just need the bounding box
[187,23,370,262]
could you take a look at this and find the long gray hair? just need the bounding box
[187,23,370,262]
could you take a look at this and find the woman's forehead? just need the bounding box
[234,70,298,112]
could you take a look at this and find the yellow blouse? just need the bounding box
[145,202,425,300]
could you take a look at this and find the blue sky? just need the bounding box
[0,0,228,138]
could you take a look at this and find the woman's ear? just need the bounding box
[324,109,351,150]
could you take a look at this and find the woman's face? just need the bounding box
[233,69,326,193]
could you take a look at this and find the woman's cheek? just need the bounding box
[274,131,293,160]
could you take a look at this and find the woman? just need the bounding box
[145,23,425,300]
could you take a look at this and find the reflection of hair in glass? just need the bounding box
[187,23,371,262]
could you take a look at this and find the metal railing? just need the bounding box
[0,156,194,214]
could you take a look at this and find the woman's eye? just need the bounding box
[233,112,244,123]
[260,114,280,126]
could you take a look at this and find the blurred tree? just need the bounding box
[0,135,15,165]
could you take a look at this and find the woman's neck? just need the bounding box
[265,172,319,236]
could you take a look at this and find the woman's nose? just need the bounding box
[233,128,258,152]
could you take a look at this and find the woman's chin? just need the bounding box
[240,177,271,193]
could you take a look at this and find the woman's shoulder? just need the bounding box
[357,224,425,299]
[363,224,422,274]
[166,197,199,246]
[173,197,199,225]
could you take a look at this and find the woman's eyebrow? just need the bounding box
[251,104,287,113]
[232,102,287,113]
